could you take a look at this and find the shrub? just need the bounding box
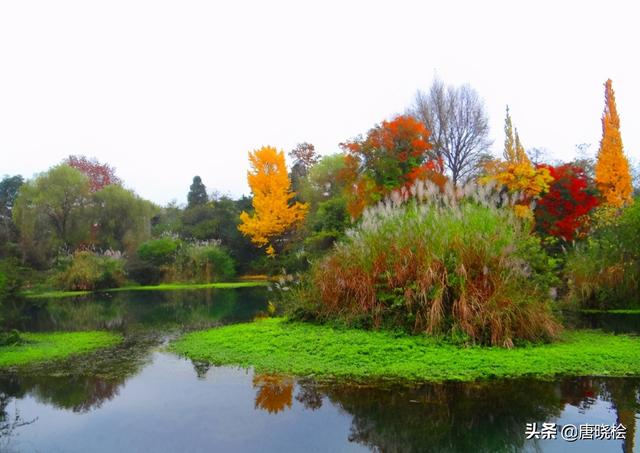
[56,251,126,291]
[172,244,236,283]
[565,200,640,308]
[0,259,25,341]
[124,256,163,285]
[0,259,23,305]
[137,238,180,266]
[296,181,561,347]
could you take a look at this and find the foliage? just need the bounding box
[288,142,319,196]
[296,182,560,347]
[340,115,445,218]
[239,146,308,256]
[0,259,23,307]
[410,79,492,185]
[171,318,640,382]
[65,155,121,192]
[0,331,121,368]
[565,198,640,309]
[13,165,91,265]
[594,79,633,207]
[293,154,352,255]
[92,185,157,253]
[0,175,24,258]
[289,142,319,171]
[481,107,553,219]
[534,164,600,241]
[187,176,208,208]
[137,237,181,266]
[55,251,126,291]
[168,243,236,283]
[131,238,236,284]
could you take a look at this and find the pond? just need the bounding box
[1,289,639,452]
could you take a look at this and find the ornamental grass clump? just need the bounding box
[308,180,561,347]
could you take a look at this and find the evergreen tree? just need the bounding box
[595,79,633,207]
[187,176,208,208]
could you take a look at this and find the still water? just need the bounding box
[1,289,639,452]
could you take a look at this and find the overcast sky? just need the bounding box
[1,0,638,205]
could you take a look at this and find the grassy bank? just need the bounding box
[170,318,640,382]
[579,309,640,314]
[24,281,268,299]
[0,331,121,368]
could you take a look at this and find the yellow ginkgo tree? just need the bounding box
[594,79,633,208]
[238,146,308,256]
[481,106,553,219]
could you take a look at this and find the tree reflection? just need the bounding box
[252,374,294,414]
[1,389,37,445]
[0,334,154,414]
[295,380,323,411]
[1,287,269,334]
[316,377,640,453]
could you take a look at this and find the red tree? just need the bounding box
[534,164,599,241]
[65,155,121,192]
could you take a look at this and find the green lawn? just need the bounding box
[171,318,640,382]
[24,281,268,299]
[0,331,122,367]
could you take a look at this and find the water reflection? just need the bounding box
[253,374,295,414]
[563,311,640,334]
[1,356,638,452]
[1,287,269,333]
[246,372,639,452]
[0,291,639,452]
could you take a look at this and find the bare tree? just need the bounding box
[410,79,492,185]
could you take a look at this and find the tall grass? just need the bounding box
[303,181,561,347]
[565,201,640,309]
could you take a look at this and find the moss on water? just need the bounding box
[170,318,640,382]
[24,281,268,299]
[0,331,122,367]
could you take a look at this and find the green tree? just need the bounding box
[187,176,208,208]
[0,175,24,257]
[92,185,158,252]
[13,165,91,265]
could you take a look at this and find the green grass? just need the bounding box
[24,281,268,299]
[170,318,640,382]
[0,331,122,368]
[579,309,640,314]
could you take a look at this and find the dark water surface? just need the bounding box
[1,290,639,452]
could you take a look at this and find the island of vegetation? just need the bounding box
[171,318,640,382]
[0,331,121,368]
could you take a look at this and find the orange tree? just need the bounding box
[238,146,308,256]
[339,115,445,218]
[594,79,633,208]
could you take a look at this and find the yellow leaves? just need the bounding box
[513,204,534,221]
[238,146,308,255]
[482,107,553,219]
[595,79,633,208]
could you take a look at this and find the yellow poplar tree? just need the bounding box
[594,79,633,207]
[238,146,308,256]
[482,106,552,219]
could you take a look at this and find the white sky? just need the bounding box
[1,0,638,205]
